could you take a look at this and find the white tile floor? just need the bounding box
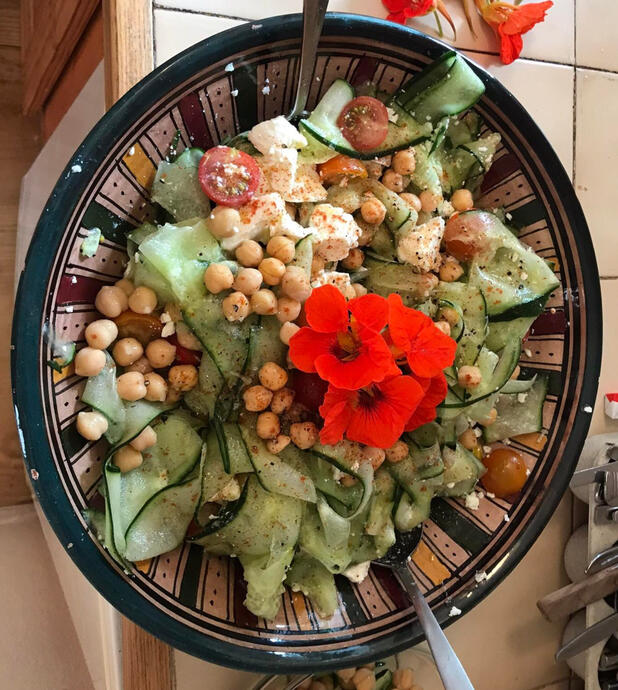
[148,3,617,688]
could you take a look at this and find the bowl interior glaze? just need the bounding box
[12,14,601,672]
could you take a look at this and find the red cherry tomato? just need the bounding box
[337,96,389,151]
[198,146,260,208]
[166,333,202,366]
[289,371,329,412]
[481,446,528,498]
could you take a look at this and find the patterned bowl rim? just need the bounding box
[11,13,601,672]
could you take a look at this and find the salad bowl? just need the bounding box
[12,13,601,672]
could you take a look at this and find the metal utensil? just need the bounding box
[555,611,618,662]
[374,526,474,690]
[288,0,329,121]
[587,545,618,576]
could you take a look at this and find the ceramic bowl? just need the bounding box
[12,13,601,673]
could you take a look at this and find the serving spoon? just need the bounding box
[288,0,330,121]
[374,525,475,690]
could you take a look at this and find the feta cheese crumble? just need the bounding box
[248,116,307,154]
[396,217,445,272]
[310,204,361,261]
[449,606,462,617]
[343,561,371,584]
[224,62,234,72]
[464,492,480,511]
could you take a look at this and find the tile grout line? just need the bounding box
[152,2,158,73]
[571,0,577,184]
[153,3,251,22]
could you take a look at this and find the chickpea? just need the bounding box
[266,434,291,454]
[451,188,474,212]
[113,445,143,473]
[126,356,153,374]
[362,446,386,470]
[175,322,202,351]
[352,283,368,297]
[336,670,357,687]
[208,206,241,239]
[392,148,416,176]
[128,285,157,315]
[392,668,415,690]
[480,407,498,427]
[222,291,251,322]
[233,267,263,296]
[510,365,521,380]
[277,297,302,324]
[311,254,326,279]
[386,440,408,463]
[439,258,464,283]
[115,278,134,296]
[280,322,300,345]
[382,169,405,193]
[204,262,234,294]
[168,364,198,391]
[243,385,273,412]
[267,236,296,264]
[144,372,168,401]
[235,240,264,267]
[112,337,144,367]
[165,386,183,404]
[271,388,295,414]
[434,320,451,337]
[130,425,157,451]
[419,189,442,213]
[356,218,376,247]
[95,285,128,318]
[281,266,311,302]
[439,306,460,328]
[256,411,280,440]
[458,365,482,389]
[76,410,108,441]
[290,421,319,449]
[400,192,422,213]
[364,160,383,178]
[458,427,478,451]
[259,257,286,286]
[360,198,386,225]
[145,338,176,368]
[352,667,375,690]
[259,362,288,391]
[117,371,147,400]
[74,347,106,377]
[85,319,118,350]
[341,248,364,270]
[250,289,278,316]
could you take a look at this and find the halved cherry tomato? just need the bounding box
[114,310,162,345]
[337,96,389,151]
[198,146,260,208]
[289,371,329,412]
[443,210,493,261]
[317,154,368,184]
[482,446,528,498]
[166,333,202,366]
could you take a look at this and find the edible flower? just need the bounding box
[319,376,425,448]
[405,372,448,431]
[383,0,457,36]
[288,285,399,390]
[386,294,457,379]
[474,0,553,64]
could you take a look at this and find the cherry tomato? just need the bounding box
[443,211,493,261]
[114,310,162,345]
[289,371,329,412]
[337,96,389,151]
[482,446,528,498]
[166,333,202,366]
[317,154,368,183]
[198,146,260,208]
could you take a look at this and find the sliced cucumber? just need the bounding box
[290,235,314,277]
[285,553,338,619]
[366,256,437,306]
[393,51,485,127]
[183,350,225,421]
[438,443,485,497]
[484,375,548,443]
[245,315,286,380]
[388,443,443,491]
[486,317,534,351]
[82,354,126,444]
[217,422,252,474]
[189,477,249,540]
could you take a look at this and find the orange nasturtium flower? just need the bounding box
[475,0,553,64]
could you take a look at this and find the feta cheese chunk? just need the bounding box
[310,203,361,261]
[396,216,444,272]
[208,478,241,503]
[343,561,371,584]
[260,147,327,203]
[220,193,310,251]
[248,116,307,154]
[311,270,353,298]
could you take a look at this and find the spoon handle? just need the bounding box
[396,564,475,690]
[289,0,329,120]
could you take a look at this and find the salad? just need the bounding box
[61,51,559,621]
